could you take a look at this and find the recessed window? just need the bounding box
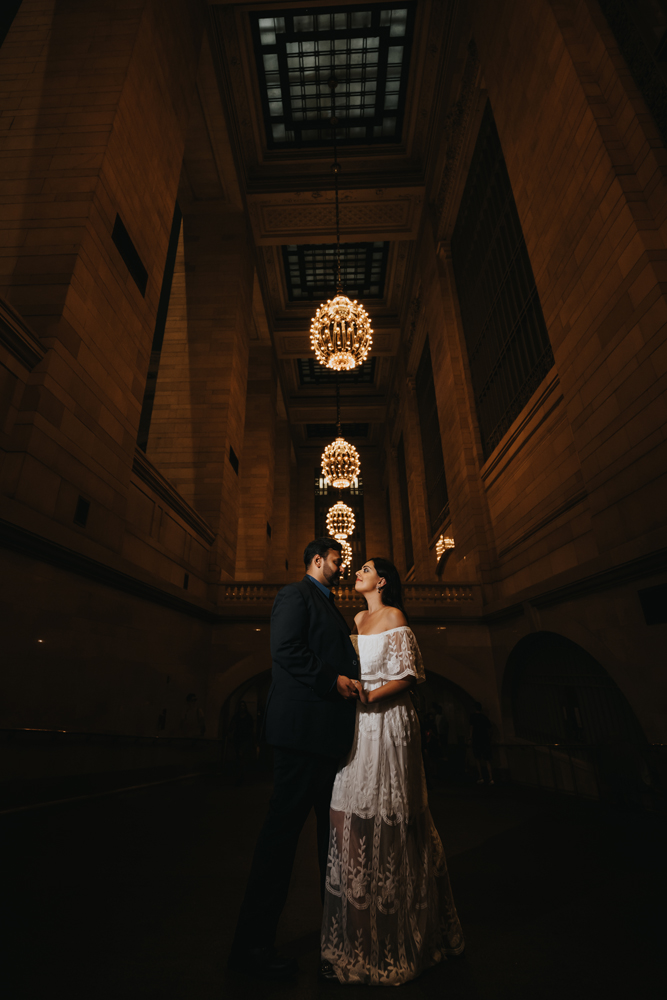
[638,584,667,625]
[251,4,415,148]
[451,101,554,460]
[229,446,239,474]
[73,496,90,527]
[283,242,388,301]
[112,214,148,297]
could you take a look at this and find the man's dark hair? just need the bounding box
[303,536,342,568]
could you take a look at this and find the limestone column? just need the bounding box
[385,445,408,577]
[146,207,253,582]
[234,346,277,581]
[432,244,497,583]
[402,376,433,579]
[361,448,390,561]
[267,419,294,581]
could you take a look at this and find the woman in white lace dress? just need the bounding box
[321,558,464,986]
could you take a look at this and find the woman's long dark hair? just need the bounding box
[368,557,408,620]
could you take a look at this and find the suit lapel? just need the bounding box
[308,580,351,637]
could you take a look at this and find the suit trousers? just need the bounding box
[231,745,340,954]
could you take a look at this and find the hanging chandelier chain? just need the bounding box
[310,77,373,373]
[329,75,342,292]
[336,378,341,436]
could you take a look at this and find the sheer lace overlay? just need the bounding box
[322,627,464,986]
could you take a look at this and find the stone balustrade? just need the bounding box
[218,582,481,616]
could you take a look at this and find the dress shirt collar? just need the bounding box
[305,573,334,601]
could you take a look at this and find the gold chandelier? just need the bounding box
[310,296,373,372]
[321,380,360,488]
[310,77,373,372]
[436,535,455,561]
[326,500,355,539]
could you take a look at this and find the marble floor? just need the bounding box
[4,771,664,999]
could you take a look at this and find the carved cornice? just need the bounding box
[434,39,480,241]
[0,299,46,371]
[247,189,425,245]
[132,449,216,546]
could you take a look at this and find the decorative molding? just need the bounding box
[247,189,424,245]
[434,40,480,241]
[0,299,46,371]
[132,449,216,546]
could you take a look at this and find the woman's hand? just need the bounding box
[355,680,368,705]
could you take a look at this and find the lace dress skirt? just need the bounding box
[321,627,464,986]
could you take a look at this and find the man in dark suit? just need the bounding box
[228,536,360,979]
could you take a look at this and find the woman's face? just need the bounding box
[355,561,384,594]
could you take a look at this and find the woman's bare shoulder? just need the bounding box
[354,610,368,627]
[383,605,408,628]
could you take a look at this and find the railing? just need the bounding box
[502,742,667,813]
[219,582,480,611]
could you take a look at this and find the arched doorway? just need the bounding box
[412,670,478,784]
[504,632,653,806]
[219,669,272,776]
[507,632,645,745]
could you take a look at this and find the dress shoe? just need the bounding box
[227,946,298,979]
[318,959,342,984]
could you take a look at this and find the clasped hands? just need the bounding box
[336,675,368,705]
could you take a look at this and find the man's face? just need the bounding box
[321,548,343,587]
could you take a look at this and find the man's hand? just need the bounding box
[336,675,359,700]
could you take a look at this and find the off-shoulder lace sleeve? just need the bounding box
[362,627,425,684]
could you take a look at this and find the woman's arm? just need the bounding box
[356,677,414,705]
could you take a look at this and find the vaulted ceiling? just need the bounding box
[189,1,471,453]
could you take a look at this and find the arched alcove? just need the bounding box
[504,631,646,746]
[219,668,272,767]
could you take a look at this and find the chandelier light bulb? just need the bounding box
[340,539,353,572]
[326,501,355,539]
[321,436,361,489]
[310,295,373,371]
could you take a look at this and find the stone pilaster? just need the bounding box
[235,346,277,580]
[145,208,252,582]
[401,374,433,579]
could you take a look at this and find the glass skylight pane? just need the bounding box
[252,4,414,147]
[352,11,372,27]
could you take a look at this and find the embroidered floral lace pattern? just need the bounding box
[322,627,464,986]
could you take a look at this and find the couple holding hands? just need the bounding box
[229,537,464,987]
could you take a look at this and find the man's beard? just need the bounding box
[323,566,340,587]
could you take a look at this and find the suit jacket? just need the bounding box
[263,577,359,758]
